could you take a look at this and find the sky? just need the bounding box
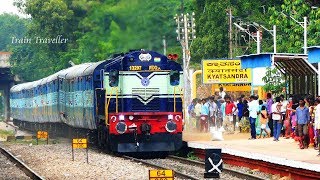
[0,0,27,17]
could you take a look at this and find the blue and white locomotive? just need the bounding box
[10,50,184,153]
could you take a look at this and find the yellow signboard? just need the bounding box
[149,170,174,180]
[72,143,88,149]
[37,131,48,139]
[202,59,251,84]
[72,138,88,149]
[203,59,241,69]
[72,138,87,144]
[212,83,252,92]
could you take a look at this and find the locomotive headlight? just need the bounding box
[119,115,125,121]
[165,120,177,133]
[116,122,127,134]
[111,116,117,123]
[168,114,173,120]
[129,115,134,120]
[175,115,182,121]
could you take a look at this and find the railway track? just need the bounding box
[121,154,266,180]
[0,146,44,180]
[122,155,198,179]
[167,155,265,180]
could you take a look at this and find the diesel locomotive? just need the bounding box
[10,50,184,153]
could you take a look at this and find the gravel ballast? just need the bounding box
[0,149,31,180]
[5,143,150,179]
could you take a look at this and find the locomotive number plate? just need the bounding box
[149,169,174,180]
[129,66,142,71]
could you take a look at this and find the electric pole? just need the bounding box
[228,8,233,58]
[174,12,196,120]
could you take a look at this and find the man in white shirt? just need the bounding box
[272,97,282,141]
[209,96,217,128]
[248,95,259,139]
[219,87,226,99]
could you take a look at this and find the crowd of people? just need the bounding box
[188,87,320,156]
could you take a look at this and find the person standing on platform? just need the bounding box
[236,98,244,131]
[267,93,274,137]
[220,97,226,130]
[219,87,226,99]
[194,99,202,131]
[314,99,320,155]
[200,98,210,132]
[188,99,197,130]
[284,97,293,139]
[223,95,236,133]
[296,99,310,149]
[248,95,259,140]
[280,95,288,137]
[308,99,316,147]
[272,97,283,141]
[232,96,238,132]
[258,106,270,138]
[209,96,217,128]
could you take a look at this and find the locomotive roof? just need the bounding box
[11,60,106,92]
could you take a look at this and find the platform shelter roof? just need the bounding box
[238,53,317,76]
[308,46,320,63]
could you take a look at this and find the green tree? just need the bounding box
[262,67,286,96]
[10,0,193,81]
[0,13,28,51]
[190,0,283,65]
[269,0,320,53]
[191,0,230,63]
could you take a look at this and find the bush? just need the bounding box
[239,118,250,133]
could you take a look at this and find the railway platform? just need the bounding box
[183,132,320,179]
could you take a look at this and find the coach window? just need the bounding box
[170,70,180,86]
[109,69,119,87]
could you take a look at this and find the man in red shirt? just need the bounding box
[223,95,236,133]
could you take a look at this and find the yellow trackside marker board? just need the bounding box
[149,169,174,180]
[37,131,48,139]
[72,139,87,149]
[202,59,251,84]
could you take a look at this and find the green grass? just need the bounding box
[187,151,200,161]
[4,138,61,146]
[0,129,14,136]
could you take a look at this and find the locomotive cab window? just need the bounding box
[109,69,119,87]
[170,70,180,86]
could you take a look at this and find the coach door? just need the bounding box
[58,77,66,122]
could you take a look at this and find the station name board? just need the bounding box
[202,59,251,84]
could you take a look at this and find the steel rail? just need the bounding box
[122,155,199,180]
[168,155,265,180]
[0,146,44,180]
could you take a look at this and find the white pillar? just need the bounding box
[183,14,191,108]
[318,62,320,96]
[273,25,276,53]
[304,17,307,54]
[163,36,166,55]
[257,30,260,54]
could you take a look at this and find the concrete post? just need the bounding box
[2,84,10,121]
